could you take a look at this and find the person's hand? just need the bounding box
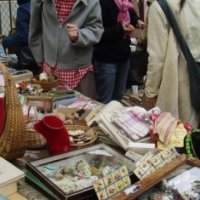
[42,64,52,73]
[66,23,79,43]
[142,94,157,110]
[123,24,134,37]
[137,20,145,29]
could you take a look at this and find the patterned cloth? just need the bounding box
[154,112,179,144]
[43,63,93,89]
[111,107,152,141]
[55,0,76,22]
[157,123,187,149]
[114,0,133,25]
[43,0,93,89]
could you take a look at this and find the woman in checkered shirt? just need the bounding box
[29,0,103,99]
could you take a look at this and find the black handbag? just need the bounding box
[157,0,200,112]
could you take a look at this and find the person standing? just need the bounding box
[93,0,145,104]
[29,0,103,99]
[143,0,200,127]
[1,0,38,74]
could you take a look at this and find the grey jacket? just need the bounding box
[29,0,103,69]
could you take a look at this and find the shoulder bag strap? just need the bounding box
[157,0,196,66]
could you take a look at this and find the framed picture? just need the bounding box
[26,144,136,200]
[112,155,200,200]
[26,95,53,113]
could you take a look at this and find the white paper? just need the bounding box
[0,157,24,187]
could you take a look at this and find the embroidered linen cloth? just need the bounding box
[153,112,179,144]
[111,106,161,141]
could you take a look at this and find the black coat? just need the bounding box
[93,0,139,62]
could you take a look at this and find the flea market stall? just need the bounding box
[0,62,200,200]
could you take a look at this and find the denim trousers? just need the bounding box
[94,60,129,104]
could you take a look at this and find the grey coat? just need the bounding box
[29,0,103,69]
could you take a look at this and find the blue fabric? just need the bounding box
[17,0,30,5]
[0,195,8,200]
[94,60,129,103]
[2,1,30,48]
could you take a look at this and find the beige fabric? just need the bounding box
[145,0,200,127]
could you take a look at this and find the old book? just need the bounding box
[8,192,28,200]
[25,170,60,200]
[0,182,17,197]
[92,100,124,123]
[11,70,33,83]
[0,157,25,196]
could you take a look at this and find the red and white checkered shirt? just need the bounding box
[55,0,76,22]
[43,63,93,89]
[44,0,93,89]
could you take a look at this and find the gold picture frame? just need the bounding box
[112,155,200,200]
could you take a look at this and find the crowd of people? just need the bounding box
[0,0,199,128]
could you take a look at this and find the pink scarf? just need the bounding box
[115,0,133,25]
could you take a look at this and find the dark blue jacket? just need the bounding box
[2,0,30,48]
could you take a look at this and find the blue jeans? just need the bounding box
[94,60,129,104]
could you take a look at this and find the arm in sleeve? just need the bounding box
[73,0,104,47]
[100,23,124,42]
[129,8,140,27]
[96,0,125,43]
[2,5,29,48]
[144,2,169,97]
[28,0,44,63]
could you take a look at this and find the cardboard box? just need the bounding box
[11,70,33,83]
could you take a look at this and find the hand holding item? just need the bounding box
[43,64,51,73]
[123,24,134,36]
[137,19,145,29]
[66,23,79,43]
[142,94,157,110]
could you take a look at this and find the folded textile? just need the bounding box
[111,106,155,141]
[154,112,179,144]
[100,113,130,150]
[157,123,187,149]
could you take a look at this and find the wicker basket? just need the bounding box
[26,120,47,149]
[65,125,97,148]
[0,63,26,160]
[31,77,59,91]
[26,107,47,149]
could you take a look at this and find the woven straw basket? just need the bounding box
[26,124,47,149]
[65,125,97,149]
[0,63,26,160]
[26,107,47,149]
[31,77,59,91]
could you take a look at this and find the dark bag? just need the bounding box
[18,46,37,67]
[16,46,40,75]
[157,0,200,112]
